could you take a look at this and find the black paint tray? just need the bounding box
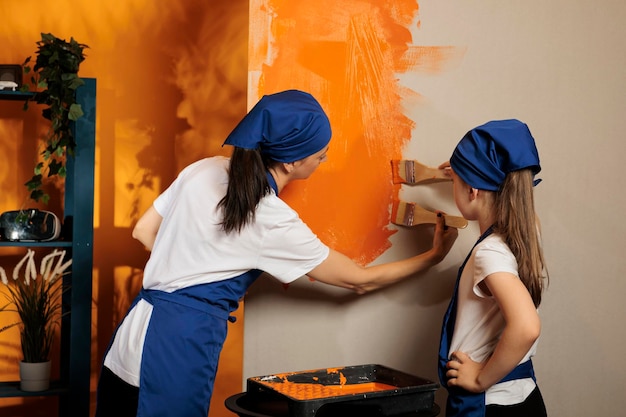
[245,364,439,417]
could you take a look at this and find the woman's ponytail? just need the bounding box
[219,148,272,233]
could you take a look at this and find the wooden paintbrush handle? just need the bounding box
[396,202,468,229]
[418,164,449,180]
[442,214,468,229]
[420,208,467,229]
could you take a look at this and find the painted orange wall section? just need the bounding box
[250,0,461,265]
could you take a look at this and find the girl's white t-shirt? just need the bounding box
[449,234,538,406]
[104,157,330,386]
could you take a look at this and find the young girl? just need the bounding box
[437,119,548,417]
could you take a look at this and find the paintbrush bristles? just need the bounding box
[391,160,406,184]
[391,160,450,185]
[396,160,414,184]
[392,201,415,226]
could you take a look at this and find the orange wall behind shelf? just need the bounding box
[0,1,248,416]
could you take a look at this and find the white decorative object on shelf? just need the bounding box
[0,81,18,91]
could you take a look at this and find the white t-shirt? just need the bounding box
[449,234,538,406]
[104,157,330,386]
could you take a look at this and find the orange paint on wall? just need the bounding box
[249,0,461,265]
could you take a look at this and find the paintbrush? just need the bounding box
[391,201,468,229]
[391,160,451,185]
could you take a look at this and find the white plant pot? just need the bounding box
[19,361,51,392]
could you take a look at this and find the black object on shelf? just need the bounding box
[0,209,61,242]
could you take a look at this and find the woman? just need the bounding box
[96,89,458,417]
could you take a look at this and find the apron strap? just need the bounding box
[139,288,231,321]
[500,360,536,383]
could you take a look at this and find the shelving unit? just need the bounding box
[0,78,96,417]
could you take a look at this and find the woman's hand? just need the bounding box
[430,212,459,264]
[438,160,452,177]
[445,351,485,393]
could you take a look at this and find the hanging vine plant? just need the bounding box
[21,33,89,204]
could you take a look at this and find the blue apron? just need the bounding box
[437,227,536,417]
[114,173,277,416]
[108,269,262,417]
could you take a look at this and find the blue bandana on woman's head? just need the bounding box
[223,90,332,162]
[450,119,541,191]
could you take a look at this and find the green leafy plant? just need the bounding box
[21,33,89,204]
[0,249,71,363]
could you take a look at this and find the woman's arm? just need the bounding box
[132,205,163,251]
[307,215,458,294]
[446,271,541,392]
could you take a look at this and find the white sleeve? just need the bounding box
[473,238,519,298]
[153,185,173,217]
[256,210,330,284]
[153,158,213,216]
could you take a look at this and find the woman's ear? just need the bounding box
[284,162,295,173]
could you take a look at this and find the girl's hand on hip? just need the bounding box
[446,351,485,393]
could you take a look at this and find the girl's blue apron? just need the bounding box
[437,227,536,417]
[106,269,262,417]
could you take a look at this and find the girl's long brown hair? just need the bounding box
[218,147,275,234]
[493,169,548,307]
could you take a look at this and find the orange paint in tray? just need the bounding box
[253,375,397,400]
[246,364,438,416]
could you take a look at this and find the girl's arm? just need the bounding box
[307,215,458,294]
[132,205,163,251]
[446,271,541,392]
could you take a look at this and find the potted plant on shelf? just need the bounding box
[0,249,71,391]
[21,32,88,204]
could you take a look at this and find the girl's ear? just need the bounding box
[469,186,479,201]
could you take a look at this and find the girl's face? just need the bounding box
[291,146,329,179]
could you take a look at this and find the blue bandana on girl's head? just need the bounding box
[450,119,541,191]
[223,90,332,162]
